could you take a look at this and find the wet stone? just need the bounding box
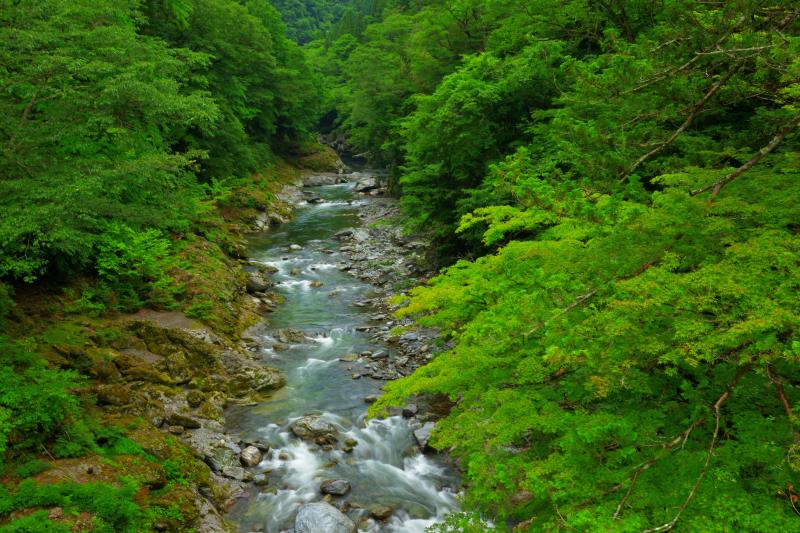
[320,478,351,496]
[240,446,262,467]
[402,404,418,418]
[295,502,356,533]
[369,505,394,521]
[291,415,338,443]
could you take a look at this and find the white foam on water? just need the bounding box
[278,279,312,290]
[404,454,446,479]
[310,334,334,347]
[297,358,335,371]
[254,439,322,530]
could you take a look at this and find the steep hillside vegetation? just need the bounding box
[302,0,800,530]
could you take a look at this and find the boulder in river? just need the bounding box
[291,415,339,443]
[354,176,378,193]
[413,422,436,451]
[295,502,356,533]
[246,271,273,294]
[369,504,394,521]
[320,478,351,496]
[240,446,263,467]
[274,328,310,344]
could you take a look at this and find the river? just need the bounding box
[225,177,459,532]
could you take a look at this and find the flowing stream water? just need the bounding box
[226,177,459,532]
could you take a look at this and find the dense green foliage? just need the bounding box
[0,1,322,528]
[323,0,800,530]
[0,337,80,466]
[0,0,318,285]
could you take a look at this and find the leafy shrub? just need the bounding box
[3,478,144,532]
[185,298,214,320]
[13,459,51,479]
[0,511,70,532]
[0,337,81,465]
[95,222,177,311]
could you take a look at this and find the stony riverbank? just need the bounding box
[0,146,357,532]
[219,168,460,532]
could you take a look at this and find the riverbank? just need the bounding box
[0,145,348,531]
[222,173,459,532]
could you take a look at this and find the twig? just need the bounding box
[525,289,598,336]
[620,61,742,183]
[695,45,772,55]
[41,444,80,484]
[641,363,751,532]
[691,113,800,197]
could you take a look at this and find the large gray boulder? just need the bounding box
[294,502,355,533]
[291,415,339,444]
[247,271,273,294]
[353,176,377,192]
[413,422,436,451]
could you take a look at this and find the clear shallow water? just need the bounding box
[226,182,459,532]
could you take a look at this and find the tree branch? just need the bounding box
[766,364,800,444]
[641,363,752,532]
[691,113,800,197]
[622,16,745,96]
[620,61,742,183]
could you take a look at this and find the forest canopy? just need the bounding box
[296,0,800,530]
[0,0,319,284]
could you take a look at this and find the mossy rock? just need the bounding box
[115,455,168,489]
[198,399,224,421]
[149,483,201,528]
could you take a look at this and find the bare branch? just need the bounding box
[766,364,800,444]
[695,45,772,56]
[622,16,745,95]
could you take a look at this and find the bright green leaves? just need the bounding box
[381,167,800,528]
[0,337,81,467]
[0,0,320,284]
[0,0,212,281]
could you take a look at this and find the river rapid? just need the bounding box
[225,176,459,532]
